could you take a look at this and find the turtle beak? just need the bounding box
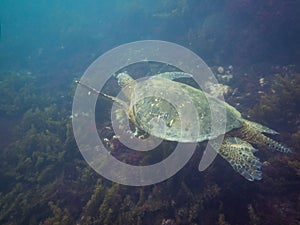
[115,72,129,87]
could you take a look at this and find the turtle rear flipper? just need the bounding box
[262,135,292,153]
[244,120,278,135]
[218,137,263,181]
[235,122,293,154]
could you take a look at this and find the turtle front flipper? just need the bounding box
[153,72,193,80]
[217,137,263,181]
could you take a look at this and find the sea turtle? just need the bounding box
[76,71,292,181]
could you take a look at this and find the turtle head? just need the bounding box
[115,72,135,88]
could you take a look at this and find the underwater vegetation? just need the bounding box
[0,71,39,116]
[251,72,300,133]
[0,71,83,225]
[247,69,300,225]
[0,67,299,225]
[0,0,299,224]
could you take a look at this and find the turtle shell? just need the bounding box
[129,75,243,142]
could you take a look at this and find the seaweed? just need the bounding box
[0,71,53,117]
[1,67,300,225]
[250,73,300,133]
[0,74,88,224]
[39,201,74,225]
[218,214,230,225]
[248,204,260,225]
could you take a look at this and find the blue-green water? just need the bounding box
[0,1,300,225]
